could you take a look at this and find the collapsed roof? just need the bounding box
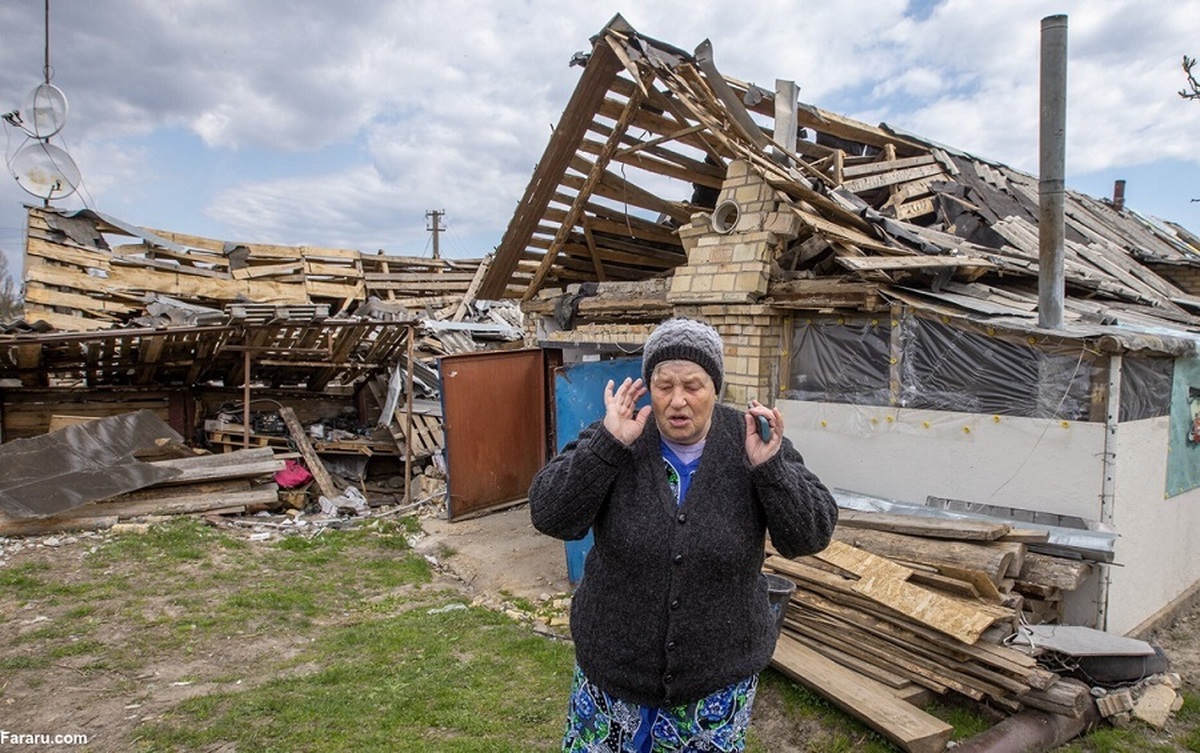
[2,207,521,390]
[479,15,1200,353]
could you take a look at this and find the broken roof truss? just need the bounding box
[480,15,1200,349]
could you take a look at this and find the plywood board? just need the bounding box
[818,540,999,644]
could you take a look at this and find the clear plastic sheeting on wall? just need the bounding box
[1120,356,1173,422]
[787,317,890,405]
[785,312,1100,420]
[901,315,1096,419]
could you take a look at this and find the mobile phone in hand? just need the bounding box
[749,404,771,442]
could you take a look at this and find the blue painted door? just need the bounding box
[553,357,647,585]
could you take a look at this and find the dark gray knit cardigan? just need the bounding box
[529,402,838,707]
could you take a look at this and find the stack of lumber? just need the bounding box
[0,447,284,537]
[767,509,1100,752]
[830,509,1093,623]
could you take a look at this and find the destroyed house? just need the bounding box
[0,205,530,524]
[479,15,1200,635]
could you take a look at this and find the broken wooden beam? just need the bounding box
[279,407,339,499]
[0,514,120,537]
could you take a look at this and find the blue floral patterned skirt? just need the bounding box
[562,665,758,752]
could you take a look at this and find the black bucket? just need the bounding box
[765,573,796,634]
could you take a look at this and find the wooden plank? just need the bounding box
[908,570,982,599]
[837,255,992,272]
[25,261,121,295]
[150,446,276,469]
[23,285,136,316]
[231,261,305,280]
[843,163,947,194]
[19,308,111,332]
[25,236,113,267]
[785,629,912,688]
[837,510,1011,541]
[998,528,1051,544]
[148,459,284,485]
[279,407,339,499]
[0,514,120,537]
[304,260,360,277]
[896,196,938,221]
[842,154,938,178]
[452,255,493,322]
[109,254,228,279]
[90,487,275,518]
[937,563,1004,603]
[772,635,953,753]
[362,272,477,283]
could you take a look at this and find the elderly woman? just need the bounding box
[530,317,838,752]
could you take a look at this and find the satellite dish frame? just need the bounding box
[20,82,68,139]
[11,139,81,202]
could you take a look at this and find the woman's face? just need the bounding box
[650,360,716,446]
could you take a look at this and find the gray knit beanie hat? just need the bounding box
[642,317,724,392]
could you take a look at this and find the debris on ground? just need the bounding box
[766,502,1182,752]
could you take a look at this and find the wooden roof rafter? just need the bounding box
[524,68,657,299]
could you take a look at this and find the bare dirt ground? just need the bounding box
[414,503,571,607]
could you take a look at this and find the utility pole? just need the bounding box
[425,209,445,260]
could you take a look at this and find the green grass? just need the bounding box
[0,561,92,602]
[135,604,575,752]
[0,518,438,713]
[6,516,1200,752]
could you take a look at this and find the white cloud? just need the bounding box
[2,0,1200,268]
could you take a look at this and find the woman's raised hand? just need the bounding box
[603,377,651,446]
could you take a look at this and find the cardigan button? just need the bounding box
[676,512,686,524]
[670,599,680,610]
[664,673,673,685]
[667,641,677,652]
[673,554,683,565]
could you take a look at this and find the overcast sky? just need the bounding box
[2,0,1199,277]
